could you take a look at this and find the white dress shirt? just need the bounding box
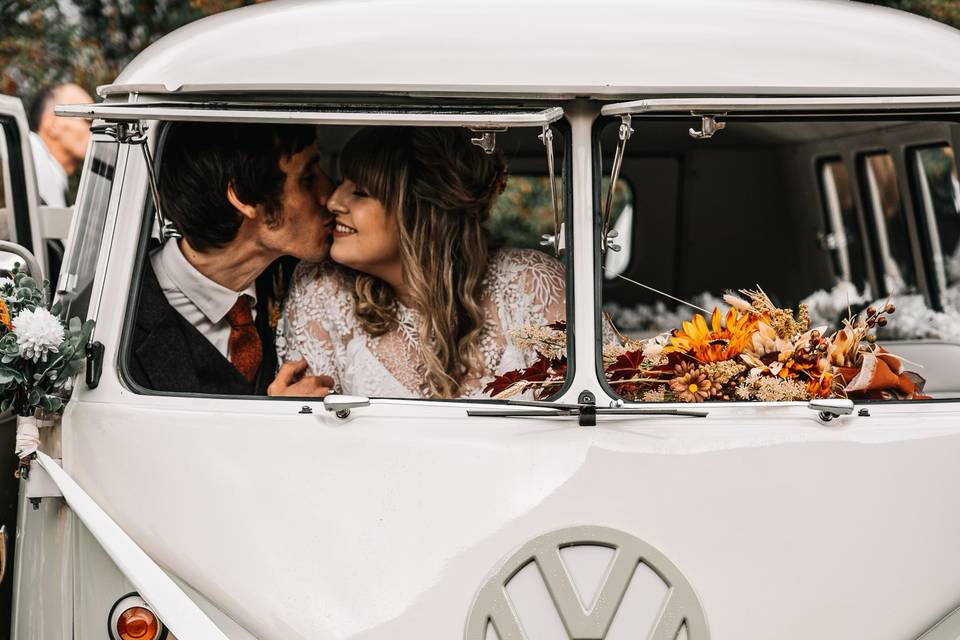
[150,239,257,359]
[28,132,68,208]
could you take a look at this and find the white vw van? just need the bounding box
[3,1,960,639]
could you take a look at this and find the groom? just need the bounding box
[130,121,333,396]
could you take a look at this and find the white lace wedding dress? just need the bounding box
[276,248,566,398]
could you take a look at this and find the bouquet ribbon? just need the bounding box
[15,417,40,460]
[840,349,927,399]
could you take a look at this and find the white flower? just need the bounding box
[12,307,64,362]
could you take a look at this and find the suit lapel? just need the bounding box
[134,260,251,395]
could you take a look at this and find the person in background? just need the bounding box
[27,83,93,207]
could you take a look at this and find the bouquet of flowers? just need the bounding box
[0,265,94,476]
[486,287,926,403]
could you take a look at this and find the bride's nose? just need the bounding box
[326,181,350,215]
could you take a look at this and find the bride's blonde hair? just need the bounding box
[339,127,508,398]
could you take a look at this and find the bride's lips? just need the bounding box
[333,221,358,239]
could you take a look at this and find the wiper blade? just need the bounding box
[467,400,708,425]
[467,409,579,418]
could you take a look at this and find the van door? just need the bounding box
[0,96,41,264]
[0,94,41,640]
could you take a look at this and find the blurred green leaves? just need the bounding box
[1,0,257,106]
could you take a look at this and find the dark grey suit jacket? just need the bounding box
[128,259,280,395]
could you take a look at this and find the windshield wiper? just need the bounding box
[467,393,708,426]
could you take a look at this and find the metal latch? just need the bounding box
[85,341,104,389]
[323,394,370,419]
[808,398,855,422]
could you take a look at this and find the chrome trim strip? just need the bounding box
[601,96,960,116]
[55,103,565,128]
[35,452,229,640]
[0,525,7,585]
[917,604,960,640]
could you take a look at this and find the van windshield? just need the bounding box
[589,116,960,404]
[126,121,572,401]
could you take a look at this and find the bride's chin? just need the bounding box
[330,245,357,268]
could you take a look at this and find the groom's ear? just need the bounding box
[226,182,258,221]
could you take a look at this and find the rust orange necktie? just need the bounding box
[226,296,262,383]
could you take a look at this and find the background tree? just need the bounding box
[1,0,255,106]
[862,0,960,28]
[0,0,78,97]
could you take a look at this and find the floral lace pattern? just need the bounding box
[276,248,567,398]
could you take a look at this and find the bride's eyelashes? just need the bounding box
[352,189,370,198]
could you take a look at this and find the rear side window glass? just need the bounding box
[861,152,916,294]
[913,145,960,292]
[819,160,868,291]
[57,141,119,320]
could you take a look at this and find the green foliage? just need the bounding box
[0,265,94,417]
[1,0,257,106]
[0,0,78,97]
[860,0,960,28]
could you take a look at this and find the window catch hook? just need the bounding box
[601,115,633,253]
[538,124,563,257]
[99,121,180,241]
[469,129,503,154]
[689,114,726,140]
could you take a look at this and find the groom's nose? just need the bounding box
[315,168,335,208]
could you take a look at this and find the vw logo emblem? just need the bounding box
[465,526,708,640]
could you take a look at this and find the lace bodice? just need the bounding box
[276,248,566,398]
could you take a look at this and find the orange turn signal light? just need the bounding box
[117,606,160,640]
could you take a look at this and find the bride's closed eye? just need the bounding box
[352,188,370,198]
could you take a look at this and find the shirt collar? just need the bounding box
[157,239,258,324]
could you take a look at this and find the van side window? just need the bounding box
[913,145,960,294]
[57,141,119,320]
[818,159,868,290]
[861,152,916,295]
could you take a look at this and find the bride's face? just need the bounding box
[327,178,401,277]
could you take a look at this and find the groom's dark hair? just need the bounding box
[158,122,316,250]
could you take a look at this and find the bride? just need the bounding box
[276,126,566,399]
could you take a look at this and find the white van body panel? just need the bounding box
[103,0,960,98]
[63,395,960,639]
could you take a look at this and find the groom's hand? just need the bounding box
[268,360,335,397]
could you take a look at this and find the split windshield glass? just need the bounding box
[593,106,960,405]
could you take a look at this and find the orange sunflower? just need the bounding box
[667,307,758,363]
[0,298,10,331]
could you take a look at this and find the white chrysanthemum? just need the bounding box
[12,307,64,362]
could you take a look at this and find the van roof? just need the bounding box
[102,0,960,99]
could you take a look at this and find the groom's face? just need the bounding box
[259,145,335,262]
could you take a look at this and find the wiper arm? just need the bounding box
[467,396,707,426]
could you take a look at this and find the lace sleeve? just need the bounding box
[513,249,567,324]
[502,248,567,328]
[276,262,342,390]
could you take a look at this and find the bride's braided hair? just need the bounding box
[339,127,508,398]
